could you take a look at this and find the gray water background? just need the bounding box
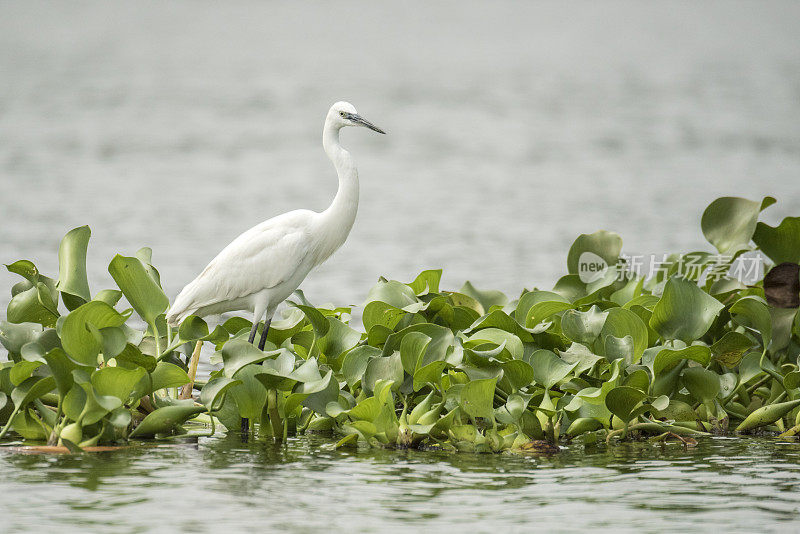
[2,1,800,316]
[2,2,800,532]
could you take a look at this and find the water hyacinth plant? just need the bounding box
[1,196,799,452]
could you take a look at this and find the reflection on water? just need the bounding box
[2,435,799,532]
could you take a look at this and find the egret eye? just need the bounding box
[340,111,346,117]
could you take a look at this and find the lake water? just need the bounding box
[2,434,800,533]
[2,1,800,532]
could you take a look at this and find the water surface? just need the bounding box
[2,435,800,533]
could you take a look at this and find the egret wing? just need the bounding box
[169,210,315,320]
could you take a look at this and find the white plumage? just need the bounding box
[166,101,385,348]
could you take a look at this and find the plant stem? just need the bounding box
[0,405,22,440]
[180,341,202,399]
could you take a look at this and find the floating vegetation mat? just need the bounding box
[1,196,799,453]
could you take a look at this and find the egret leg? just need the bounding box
[242,301,268,441]
[247,321,259,344]
[257,319,272,351]
[247,300,268,344]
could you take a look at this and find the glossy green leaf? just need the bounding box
[653,345,711,376]
[567,230,623,276]
[710,331,754,368]
[561,306,608,345]
[753,216,800,265]
[341,345,380,388]
[736,399,800,432]
[91,366,147,401]
[363,353,403,393]
[531,349,576,389]
[459,281,508,314]
[460,378,497,420]
[7,284,59,327]
[60,301,127,365]
[605,386,646,423]
[109,254,169,325]
[701,196,775,254]
[56,225,92,309]
[149,362,191,393]
[129,402,206,438]
[221,339,275,378]
[650,277,724,343]
[601,307,649,363]
[200,376,242,412]
[407,269,442,295]
[729,296,772,348]
[681,367,720,402]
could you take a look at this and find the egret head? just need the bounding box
[328,101,386,134]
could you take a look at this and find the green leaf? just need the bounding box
[650,277,724,343]
[228,364,268,420]
[400,332,432,375]
[7,284,59,327]
[129,402,206,438]
[42,348,77,397]
[753,217,800,265]
[362,301,407,332]
[11,376,56,408]
[292,304,331,338]
[221,339,275,378]
[364,279,419,308]
[149,362,191,392]
[559,343,604,375]
[600,307,649,364]
[60,301,127,365]
[363,353,403,393]
[605,386,646,423]
[0,321,43,356]
[317,317,361,361]
[736,399,800,432]
[407,269,442,295]
[200,377,242,412]
[500,359,534,391]
[94,289,123,306]
[460,378,497,420]
[701,196,775,254]
[561,306,608,345]
[459,281,508,314]
[531,349,577,389]
[56,225,92,309]
[115,343,157,372]
[681,367,720,403]
[567,230,623,276]
[299,370,340,415]
[178,315,210,341]
[341,345,380,388]
[6,260,39,282]
[108,254,169,326]
[653,346,712,376]
[413,360,448,391]
[710,332,754,368]
[91,366,147,402]
[729,296,772,348]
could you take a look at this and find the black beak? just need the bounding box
[349,113,386,134]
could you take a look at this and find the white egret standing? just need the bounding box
[166,102,384,398]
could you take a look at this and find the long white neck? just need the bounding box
[317,120,359,262]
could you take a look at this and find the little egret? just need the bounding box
[166,101,384,398]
